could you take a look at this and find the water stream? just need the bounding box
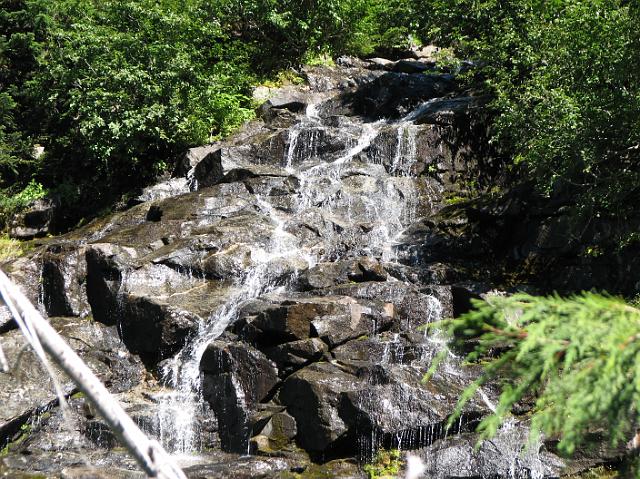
[154,99,443,455]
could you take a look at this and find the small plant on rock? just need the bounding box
[363,449,402,479]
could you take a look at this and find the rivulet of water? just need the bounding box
[155,196,306,453]
[153,94,444,455]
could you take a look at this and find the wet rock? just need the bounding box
[0,305,12,335]
[244,176,299,197]
[347,72,456,119]
[310,299,393,348]
[119,294,200,360]
[41,243,89,317]
[3,253,44,310]
[332,332,424,364]
[61,466,144,479]
[297,258,387,290]
[9,197,60,239]
[237,296,393,349]
[264,338,330,376]
[250,409,297,453]
[413,96,490,126]
[258,90,309,119]
[145,205,163,222]
[365,123,450,176]
[366,57,395,71]
[201,244,253,279]
[392,59,435,74]
[302,64,383,94]
[0,317,143,446]
[85,244,128,327]
[136,177,189,203]
[278,362,360,453]
[201,341,279,452]
[237,298,349,344]
[12,397,105,456]
[339,363,494,454]
[417,421,567,479]
[1,449,142,478]
[317,282,448,330]
[182,454,307,479]
[173,144,219,177]
[86,243,237,362]
[294,459,364,479]
[382,261,457,286]
[451,283,487,317]
[394,207,491,267]
[188,148,225,189]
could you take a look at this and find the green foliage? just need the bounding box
[0,234,25,261]
[20,0,255,196]
[436,293,640,457]
[363,449,402,479]
[421,0,640,215]
[341,0,421,55]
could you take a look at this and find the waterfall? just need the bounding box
[154,97,443,455]
[155,197,306,454]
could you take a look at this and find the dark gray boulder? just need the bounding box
[264,338,330,376]
[297,258,387,291]
[317,281,450,330]
[188,148,225,189]
[250,408,298,454]
[366,58,396,71]
[201,341,279,452]
[258,90,309,120]
[236,295,394,349]
[339,363,495,455]
[41,243,89,317]
[9,197,60,239]
[347,72,456,119]
[392,59,435,74]
[417,421,568,479]
[413,96,491,126]
[0,317,143,449]
[278,362,360,453]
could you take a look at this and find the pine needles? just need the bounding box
[438,292,640,456]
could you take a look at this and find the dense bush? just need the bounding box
[1,0,258,210]
[423,0,640,214]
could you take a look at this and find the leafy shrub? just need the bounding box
[363,449,402,479]
[27,1,256,197]
[423,0,640,215]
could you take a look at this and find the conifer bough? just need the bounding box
[440,292,640,458]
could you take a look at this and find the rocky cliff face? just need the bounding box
[0,58,617,478]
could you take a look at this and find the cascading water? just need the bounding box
[155,197,306,453]
[154,94,446,456]
[0,65,587,479]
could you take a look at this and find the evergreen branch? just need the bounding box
[435,292,640,463]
